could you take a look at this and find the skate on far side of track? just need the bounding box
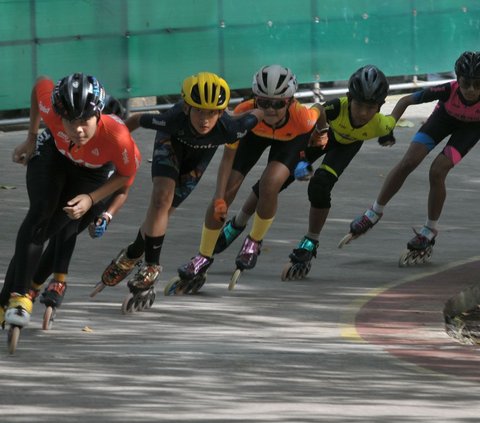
[164,254,212,296]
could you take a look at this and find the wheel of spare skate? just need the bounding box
[90,282,106,298]
[338,233,354,249]
[228,269,242,291]
[7,326,20,355]
[42,306,55,330]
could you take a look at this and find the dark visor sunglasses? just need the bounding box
[256,98,288,110]
[459,78,480,90]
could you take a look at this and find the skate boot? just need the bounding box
[229,236,262,290]
[213,217,246,255]
[165,254,213,296]
[339,208,382,248]
[5,293,32,354]
[399,226,437,267]
[121,263,162,314]
[39,279,67,330]
[91,248,143,297]
[28,284,41,303]
[281,236,319,281]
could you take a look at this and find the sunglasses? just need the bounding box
[256,98,289,110]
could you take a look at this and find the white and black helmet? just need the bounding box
[252,65,298,98]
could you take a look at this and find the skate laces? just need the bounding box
[241,236,261,255]
[8,293,33,314]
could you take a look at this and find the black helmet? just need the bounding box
[348,65,389,104]
[455,51,480,79]
[52,73,106,120]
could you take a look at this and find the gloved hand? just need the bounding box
[378,131,396,147]
[213,199,228,223]
[309,126,329,149]
[294,161,313,181]
[88,213,111,238]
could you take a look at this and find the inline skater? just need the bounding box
[348,51,480,266]
[98,72,263,308]
[281,65,409,279]
[1,73,140,352]
[171,64,326,292]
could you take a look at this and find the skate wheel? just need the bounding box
[8,326,20,355]
[190,275,206,294]
[338,233,354,249]
[42,306,55,330]
[229,269,242,291]
[164,276,182,296]
[147,290,156,308]
[281,263,293,281]
[398,249,414,267]
[89,282,106,298]
[121,293,136,314]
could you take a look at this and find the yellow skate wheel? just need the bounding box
[8,326,20,355]
[42,306,55,330]
[228,269,242,291]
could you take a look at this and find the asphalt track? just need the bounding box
[1,97,480,422]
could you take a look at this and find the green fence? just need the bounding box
[1,0,479,111]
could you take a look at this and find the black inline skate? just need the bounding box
[281,236,318,280]
[39,279,67,330]
[213,217,246,255]
[229,235,262,290]
[399,226,437,267]
[338,208,382,248]
[121,263,162,314]
[164,254,213,295]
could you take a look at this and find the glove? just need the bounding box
[88,212,111,238]
[213,199,228,223]
[309,126,329,148]
[294,161,313,181]
[378,131,396,147]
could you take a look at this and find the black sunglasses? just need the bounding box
[459,77,480,90]
[256,98,289,110]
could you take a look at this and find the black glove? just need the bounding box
[377,131,395,147]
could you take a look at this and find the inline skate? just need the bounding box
[91,248,143,297]
[39,279,67,330]
[229,235,262,290]
[338,208,382,248]
[164,254,213,296]
[121,263,162,314]
[213,217,246,255]
[281,236,318,280]
[399,227,437,267]
[4,293,33,354]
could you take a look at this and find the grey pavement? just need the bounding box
[1,97,480,422]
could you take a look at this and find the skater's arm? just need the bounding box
[389,94,418,122]
[12,78,44,165]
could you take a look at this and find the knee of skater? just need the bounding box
[307,171,336,209]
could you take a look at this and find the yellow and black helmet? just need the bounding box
[181,72,230,110]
